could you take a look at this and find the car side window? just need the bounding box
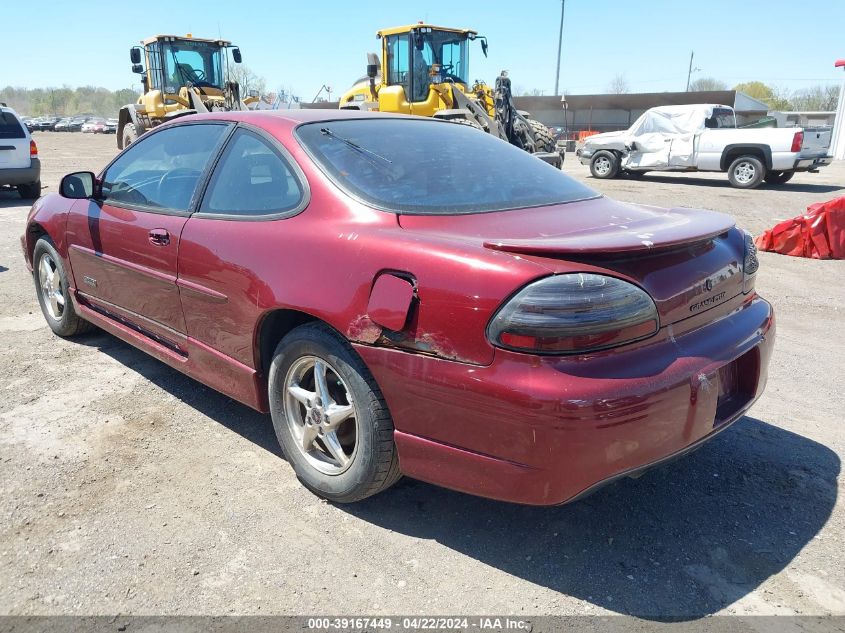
[101,124,228,212]
[198,128,303,217]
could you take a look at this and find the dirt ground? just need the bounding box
[1,131,844,619]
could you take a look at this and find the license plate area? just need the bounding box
[714,350,758,426]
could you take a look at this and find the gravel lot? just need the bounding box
[1,131,844,619]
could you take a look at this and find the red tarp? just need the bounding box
[755,196,845,260]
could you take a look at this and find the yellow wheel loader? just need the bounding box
[117,34,257,149]
[339,24,563,167]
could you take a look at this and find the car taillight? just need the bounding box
[791,131,803,153]
[30,140,38,157]
[487,274,659,355]
[742,230,759,293]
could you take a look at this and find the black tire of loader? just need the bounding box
[448,118,483,131]
[122,123,138,148]
[527,118,555,152]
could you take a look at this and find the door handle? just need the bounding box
[149,229,170,246]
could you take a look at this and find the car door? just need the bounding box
[178,126,307,367]
[65,122,231,351]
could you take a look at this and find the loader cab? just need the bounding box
[131,36,241,98]
[381,25,480,104]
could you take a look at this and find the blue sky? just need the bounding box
[3,0,844,99]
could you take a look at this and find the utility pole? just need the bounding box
[685,51,700,92]
[554,0,566,96]
[831,59,845,160]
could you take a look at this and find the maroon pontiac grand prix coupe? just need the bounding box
[21,110,774,505]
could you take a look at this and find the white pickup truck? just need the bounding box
[577,104,833,188]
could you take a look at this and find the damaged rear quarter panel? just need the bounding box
[377,231,551,365]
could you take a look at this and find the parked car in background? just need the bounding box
[82,118,105,133]
[577,104,833,188]
[34,117,56,132]
[102,118,118,134]
[0,105,41,199]
[57,117,82,132]
[21,110,774,505]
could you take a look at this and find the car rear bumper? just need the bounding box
[355,294,775,505]
[0,158,40,186]
[793,155,833,171]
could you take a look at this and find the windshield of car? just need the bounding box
[0,111,26,139]
[162,40,223,90]
[296,118,597,215]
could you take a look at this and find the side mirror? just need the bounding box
[130,47,141,64]
[60,172,97,199]
[132,64,144,74]
[367,64,378,79]
[232,48,242,64]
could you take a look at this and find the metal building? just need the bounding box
[512,90,770,134]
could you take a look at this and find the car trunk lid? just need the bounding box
[398,196,743,326]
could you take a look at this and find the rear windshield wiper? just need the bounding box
[320,127,393,166]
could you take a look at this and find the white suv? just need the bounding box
[0,104,41,199]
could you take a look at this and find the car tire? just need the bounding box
[590,150,619,179]
[33,237,93,337]
[764,170,795,185]
[17,181,42,200]
[526,118,555,152]
[268,322,401,503]
[728,155,765,189]
[122,123,138,148]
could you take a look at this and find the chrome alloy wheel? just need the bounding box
[283,355,359,475]
[593,155,611,176]
[38,253,65,321]
[733,160,757,185]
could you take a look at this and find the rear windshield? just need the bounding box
[705,108,737,129]
[295,118,597,214]
[0,111,26,139]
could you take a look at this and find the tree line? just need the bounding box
[5,75,840,116]
[1,65,273,117]
[604,74,840,111]
[689,78,840,111]
[0,85,141,118]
